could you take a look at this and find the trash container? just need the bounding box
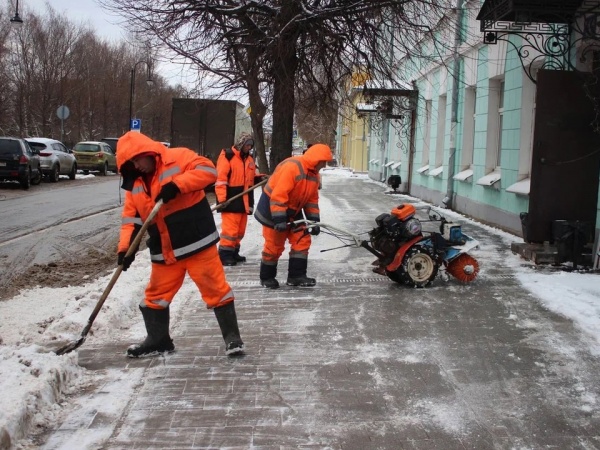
[552,220,592,267]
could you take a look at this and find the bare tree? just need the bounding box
[0,4,181,143]
[98,0,451,171]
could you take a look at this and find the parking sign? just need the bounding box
[130,119,141,131]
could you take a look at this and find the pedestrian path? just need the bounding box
[44,176,600,449]
[69,256,600,449]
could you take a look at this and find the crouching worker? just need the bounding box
[116,131,244,357]
[254,143,333,288]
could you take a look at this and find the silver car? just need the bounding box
[25,138,77,182]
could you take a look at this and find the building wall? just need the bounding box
[388,11,533,236]
[351,1,600,262]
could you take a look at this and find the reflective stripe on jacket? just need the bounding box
[215,146,257,213]
[255,144,331,228]
[117,131,219,265]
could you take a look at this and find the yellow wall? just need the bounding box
[339,91,369,172]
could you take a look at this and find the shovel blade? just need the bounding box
[54,335,85,356]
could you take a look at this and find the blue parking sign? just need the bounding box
[130,119,141,131]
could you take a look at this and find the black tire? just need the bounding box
[31,168,42,185]
[49,165,60,182]
[99,162,108,176]
[83,169,89,175]
[399,244,438,288]
[20,169,31,190]
[68,163,77,180]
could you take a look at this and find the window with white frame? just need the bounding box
[421,99,432,167]
[485,78,505,172]
[435,95,447,168]
[461,86,476,170]
[507,68,537,195]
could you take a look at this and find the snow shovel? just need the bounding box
[211,177,268,212]
[54,178,268,355]
[54,200,164,356]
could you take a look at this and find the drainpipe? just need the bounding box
[443,0,464,209]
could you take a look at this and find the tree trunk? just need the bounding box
[269,43,297,171]
[246,74,268,174]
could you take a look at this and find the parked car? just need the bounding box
[0,137,43,189]
[25,137,77,182]
[72,141,117,175]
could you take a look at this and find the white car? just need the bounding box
[25,138,77,182]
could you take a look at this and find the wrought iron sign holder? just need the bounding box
[477,0,600,83]
[359,92,418,154]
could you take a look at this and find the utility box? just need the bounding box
[170,98,251,163]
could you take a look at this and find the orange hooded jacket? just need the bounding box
[116,132,219,265]
[254,143,332,227]
[214,146,257,213]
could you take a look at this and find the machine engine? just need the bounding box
[368,204,422,263]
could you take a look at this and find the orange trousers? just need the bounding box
[261,225,312,263]
[143,245,234,309]
[219,212,248,250]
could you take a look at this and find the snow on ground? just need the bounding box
[1,167,599,448]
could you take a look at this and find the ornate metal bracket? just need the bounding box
[478,0,600,83]
[359,94,417,154]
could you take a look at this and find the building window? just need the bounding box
[485,78,505,172]
[496,80,505,168]
[421,99,432,167]
[461,86,476,170]
[435,95,447,168]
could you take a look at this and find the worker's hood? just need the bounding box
[116,131,166,170]
[302,144,333,169]
[117,132,167,191]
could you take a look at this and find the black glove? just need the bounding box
[309,225,320,236]
[118,251,136,271]
[155,182,180,204]
[254,174,268,184]
[274,222,288,232]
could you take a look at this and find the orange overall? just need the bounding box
[254,144,333,281]
[117,131,234,309]
[215,146,257,253]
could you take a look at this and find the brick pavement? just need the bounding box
[59,177,600,448]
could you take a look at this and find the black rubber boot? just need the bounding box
[260,261,279,289]
[214,301,244,356]
[126,306,174,358]
[233,246,247,262]
[287,257,316,287]
[219,247,237,266]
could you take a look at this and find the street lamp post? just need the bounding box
[10,0,23,25]
[128,59,154,131]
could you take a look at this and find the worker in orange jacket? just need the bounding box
[215,132,265,266]
[116,131,244,357]
[254,143,333,288]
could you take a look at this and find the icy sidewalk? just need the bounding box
[2,170,600,449]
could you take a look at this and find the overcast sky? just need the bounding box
[26,0,195,86]
[28,0,126,41]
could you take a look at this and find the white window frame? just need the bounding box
[461,86,476,170]
[485,78,504,172]
[435,94,447,167]
[421,100,432,167]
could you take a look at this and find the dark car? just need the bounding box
[0,137,43,189]
[101,137,119,155]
